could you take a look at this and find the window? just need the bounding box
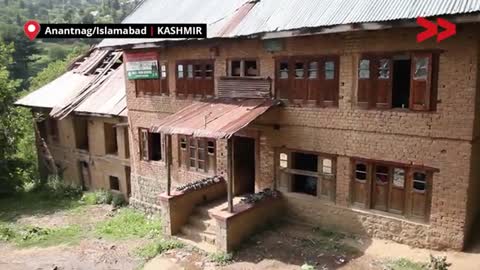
[135,61,169,96]
[139,128,162,161]
[227,59,258,77]
[109,176,120,191]
[176,60,214,97]
[350,159,433,221]
[277,149,336,201]
[74,117,89,151]
[357,52,437,111]
[48,118,59,142]
[276,56,339,106]
[104,123,118,155]
[179,136,216,173]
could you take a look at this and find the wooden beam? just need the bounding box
[227,138,234,213]
[166,134,172,196]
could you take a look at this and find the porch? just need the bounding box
[155,98,284,252]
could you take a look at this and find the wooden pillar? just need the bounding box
[166,134,172,196]
[227,137,234,213]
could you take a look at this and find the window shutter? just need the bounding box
[139,128,150,161]
[409,53,433,111]
[375,56,393,109]
[357,56,373,109]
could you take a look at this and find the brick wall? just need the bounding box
[125,25,479,250]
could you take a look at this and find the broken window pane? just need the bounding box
[109,176,120,191]
[325,61,335,80]
[359,59,370,79]
[375,165,389,184]
[393,168,405,188]
[205,64,213,78]
[207,140,215,155]
[295,62,304,78]
[279,152,288,168]
[322,158,332,174]
[413,172,427,191]
[194,64,202,78]
[280,62,288,79]
[161,64,167,78]
[180,137,187,150]
[414,57,429,80]
[177,64,184,78]
[231,60,241,76]
[378,59,390,79]
[308,61,318,79]
[244,60,258,76]
[187,64,193,78]
[355,163,367,181]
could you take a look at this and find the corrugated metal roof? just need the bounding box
[151,99,277,139]
[98,0,480,48]
[16,50,127,118]
[74,66,127,117]
[15,72,95,109]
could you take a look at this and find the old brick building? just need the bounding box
[99,0,479,251]
[16,50,132,198]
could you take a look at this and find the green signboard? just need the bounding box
[126,60,159,80]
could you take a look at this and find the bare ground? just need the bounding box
[2,203,480,270]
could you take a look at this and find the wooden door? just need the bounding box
[375,56,393,108]
[372,165,389,211]
[409,53,433,111]
[352,162,368,207]
[79,161,91,190]
[389,167,406,214]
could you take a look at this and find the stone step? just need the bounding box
[175,233,216,253]
[180,224,216,245]
[188,214,217,231]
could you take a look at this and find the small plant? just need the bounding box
[240,188,279,204]
[301,263,316,270]
[111,193,127,207]
[386,258,425,270]
[427,255,451,270]
[208,252,233,265]
[0,224,17,241]
[80,192,98,205]
[95,190,113,204]
[19,226,51,241]
[136,239,184,259]
[38,175,83,199]
[176,176,224,193]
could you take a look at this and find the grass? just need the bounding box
[208,252,234,265]
[95,208,162,240]
[385,258,425,270]
[135,239,184,260]
[0,222,84,248]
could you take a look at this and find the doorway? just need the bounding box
[233,136,256,195]
[79,161,91,190]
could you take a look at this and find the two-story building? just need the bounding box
[98,0,480,252]
[16,49,132,198]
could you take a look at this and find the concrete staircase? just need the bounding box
[176,200,226,252]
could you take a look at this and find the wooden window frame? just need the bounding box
[48,118,59,143]
[350,158,433,222]
[175,59,215,97]
[356,51,439,111]
[276,148,336,202]
[109,176,120,191]
[226,58,260,77]
[135,60,169,97]
[138,128,163,162]
[275,55,339,107]
[178,135,216,173]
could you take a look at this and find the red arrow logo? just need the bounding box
[416,17,456,43]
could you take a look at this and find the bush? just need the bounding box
[35,175,83,199]
[208,252,233,265]
[96,190,113,204]
[136,239,184,259]
[427,255,451,270]
[111,193,126,207]
[0,223,17,241]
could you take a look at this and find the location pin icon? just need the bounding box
[23,20,41,41]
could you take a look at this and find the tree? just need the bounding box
[82,13,95,24]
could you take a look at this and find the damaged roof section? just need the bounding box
[98,0,480,48]
[16,49,126,118]
[150,99,278,139]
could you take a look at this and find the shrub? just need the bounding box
[111,193,127,207]
[208,252,233,265]
[37,175,83,199]
[0,223,17,241]
[136,239,184,259]
[95,189,113,204]
[427,255,451,270]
